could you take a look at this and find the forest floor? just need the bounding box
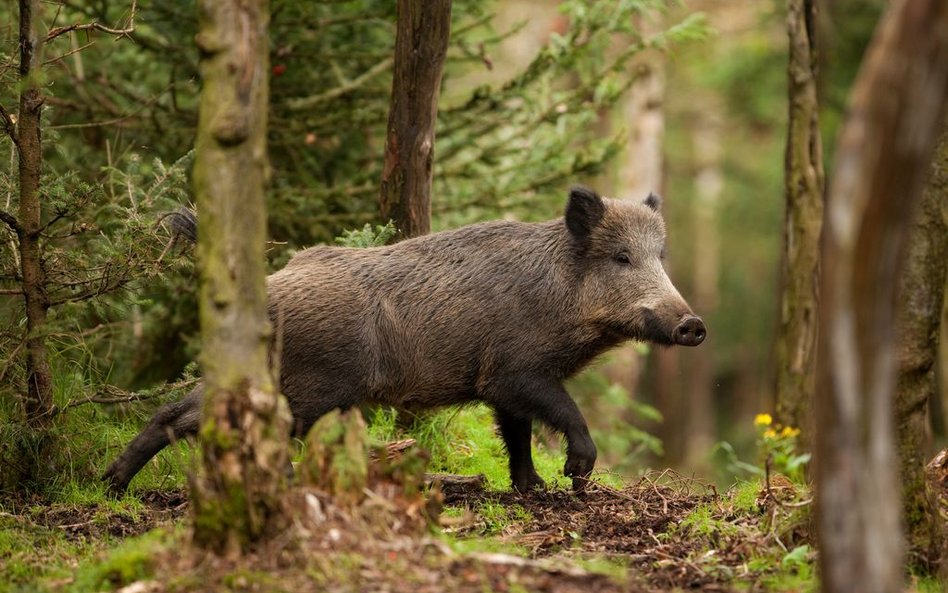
[2,470,822,593]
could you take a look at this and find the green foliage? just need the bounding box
[334,221,397,248]
[753,414,810,483]
[0,147,195,404]
[713,413,810,485]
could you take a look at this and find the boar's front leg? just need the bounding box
[494,410,545,492]
[489,374,596,492]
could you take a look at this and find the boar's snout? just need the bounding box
[672,315,706,347]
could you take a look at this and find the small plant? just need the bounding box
[334,222,398,248]
[753,413,810,483]
[713,414,810,484]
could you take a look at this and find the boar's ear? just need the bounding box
[644,192,662,212]
[566,186,606,239]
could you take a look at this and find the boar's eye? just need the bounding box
[614,252,632,265]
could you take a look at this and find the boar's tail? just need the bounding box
[164,207,197,245]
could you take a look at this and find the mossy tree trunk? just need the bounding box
[379,0,452,240]
[775,0,824,443]
[814,1,948,591]
[895,130,948,572]
[189,0,291,556]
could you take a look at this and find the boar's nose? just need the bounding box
[672,315,706,347]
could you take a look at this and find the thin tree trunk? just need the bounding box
[379,0,452,240]
[895,130,948,571]
[190,0,291,556]
[814,2,948,592]
[685,109,721,470]
[775,0,824,442]
[16,0,52,427]
[601,43,666,433]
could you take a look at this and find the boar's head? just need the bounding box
[566,186,706,347]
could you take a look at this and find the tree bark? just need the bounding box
[814,2,948,592]
[895,130,948,571]
[14,0,53,427]
[775,0,824,443]
[684,109,721,470]
[189,0,291,556]
[379,0,452,240]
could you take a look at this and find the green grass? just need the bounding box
[0,509,170,593]
[911,575,948,593]
[70,530,167,592]
[367,404,570,490]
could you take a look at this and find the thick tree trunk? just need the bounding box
[379,0,452,240]
[814,2,948,592]
[16,0,52,427]
[775,0,824,443]
[190,0,291,556]
[895,130,948,571]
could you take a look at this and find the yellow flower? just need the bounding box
[754,413,773,427]
[780,426,800,439]
[763,428,777,440]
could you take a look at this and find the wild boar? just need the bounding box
[104,186,705,493]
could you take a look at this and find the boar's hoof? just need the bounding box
[512,471,546,493]
[564,446,596,492]
[102,467,129,497]
[673,315,707,347]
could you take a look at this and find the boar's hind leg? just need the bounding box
[103,386,203,494]
[494,410,545,492]
[489,375,596,492]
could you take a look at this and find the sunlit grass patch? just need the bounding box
[367,404,570,490]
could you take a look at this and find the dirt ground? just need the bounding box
[21,472,797,593]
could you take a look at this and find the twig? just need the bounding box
[285,57,394,111]
[43,39,96,66]
[46,0,137,42]
[63,378,199,410]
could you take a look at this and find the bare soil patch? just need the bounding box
[27,488,188,541]
[443,475,768,592]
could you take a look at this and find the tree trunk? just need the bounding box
[814,2,948,592]
[15,0,53,427]
[684,109,722,470]
[601,41,666,444]
[895,129,948,571]
[775,0,824,443]
[379,0,452,240]
[189,0,291,556]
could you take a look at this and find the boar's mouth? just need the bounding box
[636,308,678,346]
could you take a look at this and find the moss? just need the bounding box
[71,529,170,592]
[300,409,369,506]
